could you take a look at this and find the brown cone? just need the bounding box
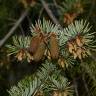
[52,90,67,96]
[76,47,82,59]
[50,33,59,59]
[58,58,65,68]
[16,49,25,61]
[64,13,77,25]
[67,42,74,53]
[76,35,83,47]
[33,39,46,62]
[29,35,41,54]
[35,90,44,96]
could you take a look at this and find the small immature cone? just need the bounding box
[53,90,61,96]
[64,13,77,25]
[72,50,77,59]
[52,90,67,96]
[45,49,51,60]
[58,58,65,68]
[76,35,83,47]
[76,47,82,59]
[67,42,74,53]
[26,52,34,62]
[33,39,46,62]
[73,42,77,51]
[50,33,59,59]
[29,35,41,54]
[63,92,68,96]
[35,90,44,96]
[82,48,87,58]
[16,49,25,61]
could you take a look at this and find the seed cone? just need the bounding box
[67,42,74,53]
[64,13,77,25]
[33,39,46,62]
[53,90,61,96]
[29,35,41,54]
[35,90,44,96]
[44,49,51,60]
[76,35,83,47]
[50,33,59,59]
[16,49,25,61]
[26,52,34,62]
[76,47,82,59]
[53,90,68,96]
[58,58,65,68]
[67,34,87,60]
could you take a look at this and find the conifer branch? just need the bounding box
[53,0,58,7]
[8,60,73,96]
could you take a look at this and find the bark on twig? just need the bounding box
[0,0,61,47]
[0,8,29,47]
[82,74,91,96]
[73,78,79,96]
[39,8,44,19]
[40,0,60,25]
[53,0,58,8]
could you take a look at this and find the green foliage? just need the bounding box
[48,76,74,95]
[59,20,95,47]
[6,36,31,55]
[7,19,96,96]
[8,60,73,96]
[60,0,90,13]
[6,19,96,64]
[31,18,60,35]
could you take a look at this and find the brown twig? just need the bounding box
[39,8,44,19]
[26,15,32,27]
[53,0,58,8]
[0,8,29,47]
[82,74,91,96]
[40,0,60,26]
[73,78,79,96]
[19,24,25,37]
